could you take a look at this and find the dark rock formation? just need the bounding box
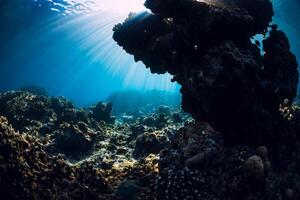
[89,102,115,124]
[131,124,146,137]
[54,122,96,154]
[158,121,300,200]
[172,112,183,123]
[60,108,90,124]
[115,180,141,200]
[133,131,170,158]
[139,113,168,128]
[113,0,299,145]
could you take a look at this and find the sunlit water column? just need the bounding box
[1,0,180,106]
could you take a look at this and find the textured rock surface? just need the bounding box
[54,122,96,153]
[0,116,111,200]
[157,120,300,200]
[113,0,299,145]
[133,131,170,158]
[90,102,115,124]
[1,89,300,200]
[0,89,190,200]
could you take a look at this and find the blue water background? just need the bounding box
[0,0,299,106]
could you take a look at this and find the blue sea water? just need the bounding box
[0,0,299,106]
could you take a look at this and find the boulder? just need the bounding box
[133,131,170,158]
[54,122,96,154]
[90,102,115,124]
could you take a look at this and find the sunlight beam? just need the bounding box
[74,0,146,13]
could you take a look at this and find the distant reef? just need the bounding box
[106,90,181,116]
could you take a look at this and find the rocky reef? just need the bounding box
[157,117,300,200]
[1,89,300,199]
[113,0,299,145]
[0,115,111,199]
[0,89,190,199]
[1,86,300,200]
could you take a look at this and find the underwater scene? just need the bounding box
[0,0,300,199]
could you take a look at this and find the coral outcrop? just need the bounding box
[53,122,96,153]
[113,0,299,145]
[90,102,115,124]
[133,131,170,158]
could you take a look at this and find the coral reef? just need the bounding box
[0,91,114,133]
[0,116,111,200]
[0,89,190,199]
[53,122,96,154]
[133,131,170,158]
[1,87,300,200]
[113,0,299,145]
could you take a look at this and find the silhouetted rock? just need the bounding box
[113,0,299,145]
[130,124,146,137]
[172,112,182,123]
[50,96,75,115]
[90,102,115,124]
[243,155,265,178]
